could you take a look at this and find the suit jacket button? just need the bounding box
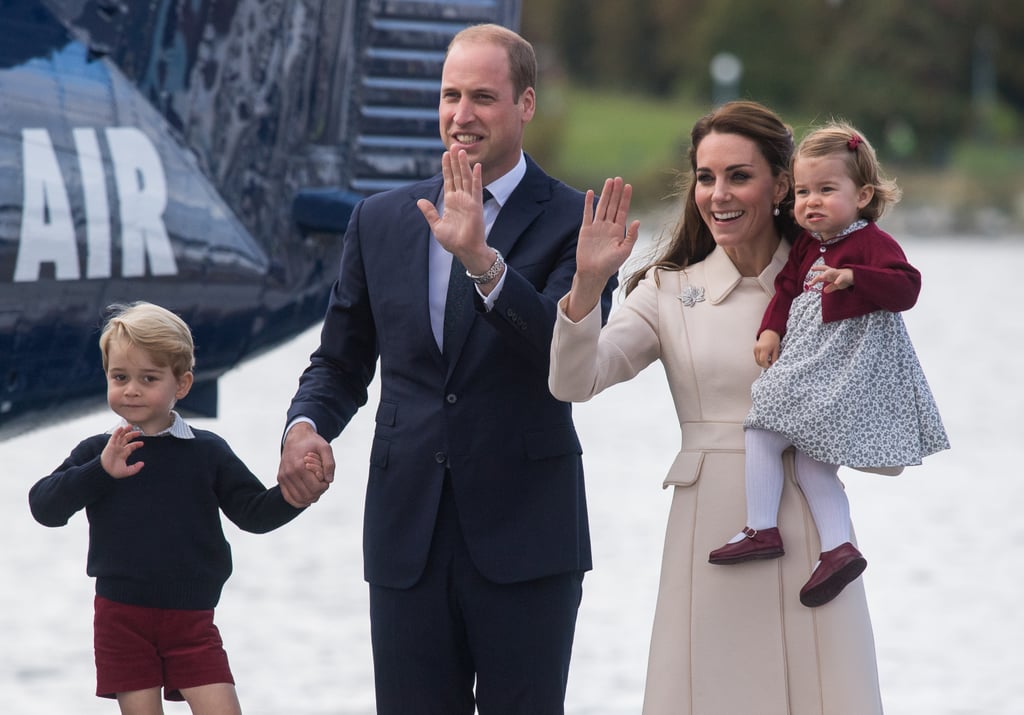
[446,393,457,404]
[434,452,447,464]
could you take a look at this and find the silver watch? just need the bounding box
[465,249,504,285]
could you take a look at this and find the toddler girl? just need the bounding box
[709,122,949,607]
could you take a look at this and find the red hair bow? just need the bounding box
[847,135,862,151]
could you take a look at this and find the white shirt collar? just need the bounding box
[483,152,527,208]
[108,410,195,439]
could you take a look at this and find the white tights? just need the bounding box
[738,428,851,552]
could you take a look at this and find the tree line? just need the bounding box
[522,0,1024,164]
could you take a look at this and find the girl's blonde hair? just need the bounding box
[795,120,901,220]
[99,302,195,377]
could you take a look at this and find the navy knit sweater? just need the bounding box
[29,428,303,610]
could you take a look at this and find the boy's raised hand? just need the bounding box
[101,425,145,478]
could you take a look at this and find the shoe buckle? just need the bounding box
[742,526,758,539]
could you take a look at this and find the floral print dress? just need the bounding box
[745,223,949,470]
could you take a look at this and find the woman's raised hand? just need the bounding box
[578,177,641,278]
[565,177,641,321]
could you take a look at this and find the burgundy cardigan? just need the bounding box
[760,221,921,339]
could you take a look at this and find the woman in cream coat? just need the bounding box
[550,102,884,714]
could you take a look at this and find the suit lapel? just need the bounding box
[487,158,549,261]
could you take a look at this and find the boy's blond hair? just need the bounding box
[99,302,195,377]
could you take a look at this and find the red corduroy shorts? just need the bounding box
[93,595,234,701]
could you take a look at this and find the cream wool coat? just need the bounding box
[550,243,883,714]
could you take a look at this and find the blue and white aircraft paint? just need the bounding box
[0,0,519,435]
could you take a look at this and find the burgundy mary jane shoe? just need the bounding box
[799,542,867,607]
[708,526,785,565]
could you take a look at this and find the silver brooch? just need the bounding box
[678,285,705,307]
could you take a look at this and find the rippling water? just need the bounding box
[2,235,1020,714]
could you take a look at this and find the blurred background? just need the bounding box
[517,0,1024,236]
[4,2,1022,713]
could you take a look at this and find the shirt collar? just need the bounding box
[482,152,527,208]
[813,218,868,245]
[108,410,195,439]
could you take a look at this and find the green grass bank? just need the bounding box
[526,86,1024,235]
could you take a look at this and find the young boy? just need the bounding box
[29,302,313,714]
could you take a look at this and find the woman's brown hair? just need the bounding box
[624,101,799,294]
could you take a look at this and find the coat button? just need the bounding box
[446,393,458,404]
[434,452,447,464]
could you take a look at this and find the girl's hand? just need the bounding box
[100,425,145,479]
[754,330,781,369]
[809,264,854,293]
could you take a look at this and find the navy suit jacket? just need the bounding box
[287,156,616,588]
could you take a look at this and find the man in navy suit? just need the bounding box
[277,23,615,714]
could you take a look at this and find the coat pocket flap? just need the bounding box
[662,451,705,488]
[375,401,397,426]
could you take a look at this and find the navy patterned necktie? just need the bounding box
[443,189,493,356]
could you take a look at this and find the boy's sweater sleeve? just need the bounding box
[29,436,116,527]
[210,436,305,533]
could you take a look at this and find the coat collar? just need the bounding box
[698,240,790,304]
